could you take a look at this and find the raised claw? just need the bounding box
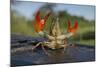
[57,20,78,39]
[34,10,51,33]
[67,20,78,33]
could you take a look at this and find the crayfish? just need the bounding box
[32,10,78,54]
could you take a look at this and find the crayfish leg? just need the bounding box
[32,42,41,51]
[41,45,51,56]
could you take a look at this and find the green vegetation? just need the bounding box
[11,10,38,37]
[79,40,95,46]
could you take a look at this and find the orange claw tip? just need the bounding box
[34,10,43,32]
[74,20,78,29]
[35,10,41,22]
[67,20,78,33]
[34,20,44,32]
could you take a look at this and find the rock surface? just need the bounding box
[11,34,95,66]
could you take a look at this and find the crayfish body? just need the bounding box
[33,10,78,50]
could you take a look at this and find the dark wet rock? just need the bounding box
[11,33,95,66]
[11,47,95,66]
[11,33,48,47]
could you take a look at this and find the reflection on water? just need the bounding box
[11,46,95,66]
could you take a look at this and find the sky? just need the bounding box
[11,1,95,21]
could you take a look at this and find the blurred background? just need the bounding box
[11,1,95,46]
